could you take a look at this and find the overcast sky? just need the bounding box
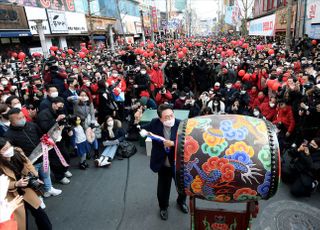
[155,0,218,19]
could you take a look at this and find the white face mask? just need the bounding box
[141,70,146,74]
[85,82,91,87]
[214,102,219,106]
[253,111,260,117]
[240,90,246,94]
[1,80,8,86]
[13,103,22,109]
[3,146,14,158]
[226,84,232,89]
[51,92,59,98]
[180,97,186,100]
[163,118,175,127]
[107,120,114,127]
[269,102,275,108]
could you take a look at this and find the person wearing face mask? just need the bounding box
[4,108,62,198]
[149,62,165,93]
[174,91,187,109]
[221,81,236,108]
[285,138,320,197]
[207,95,226,115]
[5,95,34,122]
[252,107,264,119]
[95,116,125,167]
[39,85,59,112]
[137,104,188,220]
[0,138,52,230]
[62,78,79,115]
[36,97,72,185]
[0,104,10,137]
[133,66,150,98]
[259,96,277,121]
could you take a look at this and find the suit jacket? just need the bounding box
[0,148,41,230]
[143,118,180,173]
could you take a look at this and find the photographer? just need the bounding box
[155,87,172,105]
[0,138,52,230]
[283,138,320,197]
[37,97,72,185]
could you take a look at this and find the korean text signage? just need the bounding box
[0,0,75,12]
[151,6,158,33]
[0,5,29,30]
[25,6,51,35]
[249,14,276,36]
[65,12,87,34]
[47,9,68,34]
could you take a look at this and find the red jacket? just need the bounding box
[273,106,295,133]
[252,95,269,109]
[149,69,164,91]
[106,77,127,96]
[259,102,277,121]
[155,91,172,105]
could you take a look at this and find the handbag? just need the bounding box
[116,141,137,158]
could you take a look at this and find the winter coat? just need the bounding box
[155,91,173,105]
[0,148,42,230]
[273,106,296,133]
[149,68,164,91]
[101,120,125,142]
[259,102,277,121]
[4,122,42,161]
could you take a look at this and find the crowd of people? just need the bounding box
[0,34,320,229]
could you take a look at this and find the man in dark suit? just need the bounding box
[62,78,79,114]
[139,104,188,220]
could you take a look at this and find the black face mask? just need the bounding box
[56,107,64,115]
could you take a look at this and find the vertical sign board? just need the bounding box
[151,6,158,33]
[25,6,51,35]
[46,9,68,34]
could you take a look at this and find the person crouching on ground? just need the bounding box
[95,116,125,167]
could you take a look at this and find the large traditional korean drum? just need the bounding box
[175,115,280,202]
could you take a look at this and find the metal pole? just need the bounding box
[116,0,127,45]
[166,0,169,36]
[285,0,293,49]
[35,20,48,58]
[140,9,146,43]
[88,0,94,44]
[150,6,155,42]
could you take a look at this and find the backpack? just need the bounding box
[116,141,137,158]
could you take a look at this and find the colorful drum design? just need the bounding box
[175,115,280,202]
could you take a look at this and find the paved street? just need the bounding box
[29,142,320,230]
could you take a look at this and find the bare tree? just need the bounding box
[237,0,254,36]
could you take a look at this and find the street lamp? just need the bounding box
[30,19,48,58]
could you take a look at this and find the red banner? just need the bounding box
[151,6,158,33]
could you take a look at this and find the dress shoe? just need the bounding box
[177,202,189,214]
[160,209,168,220]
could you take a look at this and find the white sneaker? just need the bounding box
[59,177,70,185]
[39,196,46,209]
[64,171,72,178]
[99,156,111,167]
[43,187,62,198]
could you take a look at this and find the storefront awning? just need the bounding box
[0,31,32,38]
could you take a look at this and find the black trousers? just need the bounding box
[49,141,70,181]
[157,166,186,210]
[25,202,52,230]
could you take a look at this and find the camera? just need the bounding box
[26,172,45,193]
[58,114,76,130]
